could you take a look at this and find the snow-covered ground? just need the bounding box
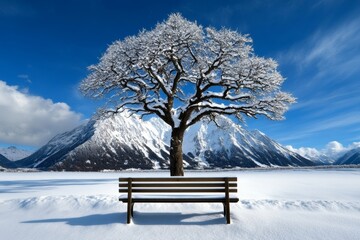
[1,169,359,240]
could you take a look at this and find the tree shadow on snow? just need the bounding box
[22,211,225,226]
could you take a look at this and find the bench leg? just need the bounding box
[131,203,135,217]
[226,202,231,224]
[223,203,231,224]
[126,203,135,224]
[127,203,132,224]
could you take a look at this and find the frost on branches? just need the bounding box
[80,13,295,176]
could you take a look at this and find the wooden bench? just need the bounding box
[119,177,239,224]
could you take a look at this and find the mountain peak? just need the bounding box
[335,147,360,165]
[14,112,314,171]
[251,129,266,136]
[0,146,33,162]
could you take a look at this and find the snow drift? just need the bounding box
[1,169,359,240]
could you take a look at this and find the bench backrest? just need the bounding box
[119,177,237,194]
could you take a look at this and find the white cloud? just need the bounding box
[323,141,345,157]
[309,112,360,133]
[281,15,360,81]
[278,110,360,144]
[286,145,320,158]
[349,142,360,149]
[287,141,360,161]
[0,81,82,147]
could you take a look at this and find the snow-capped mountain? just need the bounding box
[16,120,95,169]
[285,146,335,164]
[307,154,335,165]
[15,112,314,171]
[0,146,33,161]
[52,114,198,171]
[0,153,16,168]
[182,116,313,168]
[334,148,360,165]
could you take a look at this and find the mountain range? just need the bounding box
[0,153,16,168]
[334,147,360,165]
[2,113,359,171]
[0,146,33,161]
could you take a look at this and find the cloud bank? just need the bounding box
[0,81,82,147]
[282,15,360,77]
[287,141,360,162]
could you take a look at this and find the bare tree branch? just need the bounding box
[80,13,295,175]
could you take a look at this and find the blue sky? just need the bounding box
[0,0,359,151]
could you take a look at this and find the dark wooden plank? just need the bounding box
[119,188,237,193]
[119,177,237,182]
[119,198,240,203]
[119,183,237,188]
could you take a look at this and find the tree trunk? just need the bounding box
[169,127,185,176]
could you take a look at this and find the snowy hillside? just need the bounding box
[335,148,360,165]
[285,145,335,164]
[0,169,359,240]
[16,120,95,168]
[0,153,15,168]
[0,146,33,161]
[15,112,313,171]
[56,114,177,171]
[287,143,360,165]
[181,116,313,168]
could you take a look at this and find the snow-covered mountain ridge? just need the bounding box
[0,146,33,161]
[16,120,95,169]
[0,153,15,168]
[13,112,314,171]
[334,147,360,165]
[286,141,360,164]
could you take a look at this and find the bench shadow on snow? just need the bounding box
[22,213,125,226]
[132,211,225,225]
[22,211,225,226]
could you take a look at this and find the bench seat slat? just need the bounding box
[119,183,237,188]
[119,189,237,193]
[120,194,239,201]
[119,198,239,203]
[119,177,237,182]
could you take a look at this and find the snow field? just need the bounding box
[0,169,359,240]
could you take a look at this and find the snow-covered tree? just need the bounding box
[80,13,295,176]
